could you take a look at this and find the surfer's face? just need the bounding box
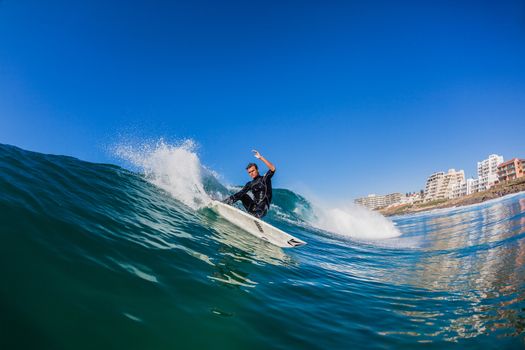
[247,166,259,179]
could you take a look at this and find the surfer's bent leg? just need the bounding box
[240,194,255,213]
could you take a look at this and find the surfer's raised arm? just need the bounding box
[252,150,275,172]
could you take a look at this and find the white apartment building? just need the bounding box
[451,181,465,198]
[451,177,478,198]
[354,194,384,210]
[354,193,403,210]
[466,178,478,195]
[477,154,504,191]
[424,171,444,201]
[424,169,465,201]
[443,169,465,199]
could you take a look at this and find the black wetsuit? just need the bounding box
[225,169,275,218]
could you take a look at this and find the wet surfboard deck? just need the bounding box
[210,200,306,248]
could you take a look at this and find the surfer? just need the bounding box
[223,150,275,218]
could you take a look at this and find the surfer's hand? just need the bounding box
[252,150,261,159]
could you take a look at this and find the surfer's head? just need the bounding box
[246,163,259,179]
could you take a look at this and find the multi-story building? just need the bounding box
[424,169,465,201]
[477,154,504,191]
[384,192,403,206]
[424,172,444,201]
[451,181,466,198]
[451,177,479,198]
[354,192,403,210]
[355,194,384,210]
[497,158,525,182]
[443,169,465,199]
[466,178,478,195]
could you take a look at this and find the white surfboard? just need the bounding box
[210,200,306,248]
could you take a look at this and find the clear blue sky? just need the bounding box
[1,0,524,199]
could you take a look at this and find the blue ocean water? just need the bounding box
[0,142,524,349]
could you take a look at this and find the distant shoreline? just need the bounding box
[379,177,525,217]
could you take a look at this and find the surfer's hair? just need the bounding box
[246,163,258,170]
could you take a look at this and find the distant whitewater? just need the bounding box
[1,142,524,349]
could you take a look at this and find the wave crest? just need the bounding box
[114,139,211,209]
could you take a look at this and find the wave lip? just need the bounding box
[114,139,211,210]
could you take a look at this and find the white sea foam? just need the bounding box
[114,139,211,209]
[309,201,402,240]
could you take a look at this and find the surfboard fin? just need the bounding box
[287,238,305,247]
